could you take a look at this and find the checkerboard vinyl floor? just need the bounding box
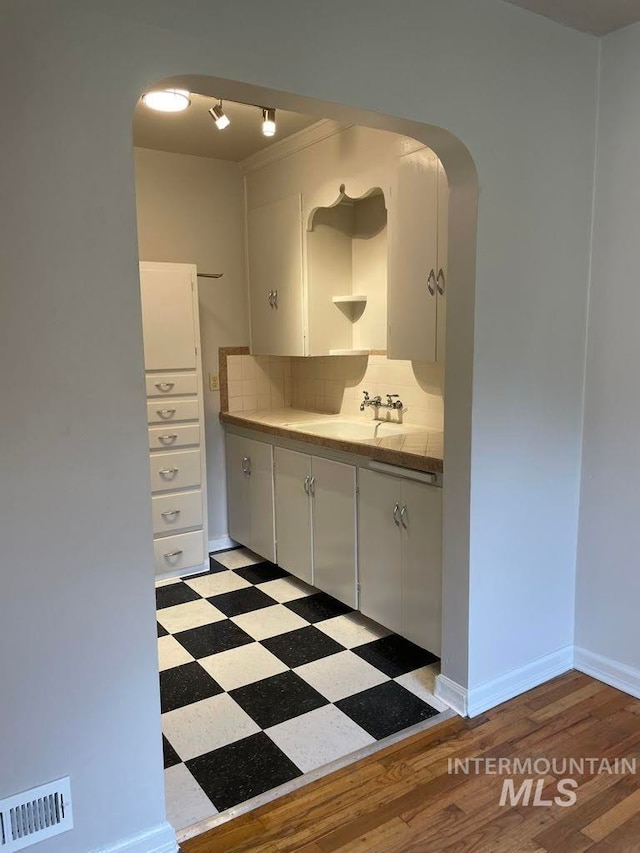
[157,548,448,832]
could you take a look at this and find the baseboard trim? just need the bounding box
[435,674,468,716]
[465,645,574,717]
[575,646,640,699]
[208,535,237,553]
[94,821,177,853]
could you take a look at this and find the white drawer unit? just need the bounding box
[146,399,199,424]
[145,372,198,397]
[152,490,204,535]
[140,262,208,576]
[153,530,205,575]
[148,423,200,450]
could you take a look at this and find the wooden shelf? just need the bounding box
[329,349,370,356]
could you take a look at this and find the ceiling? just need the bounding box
[501,0,640,35]
[133,93,317,162]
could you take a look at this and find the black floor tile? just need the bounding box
[352,634,439,677]
[187,732,301,812]
[285,592,353,624]
[162,735,181,769]
[229,670,329,729]
[173,620,254,660]
[208,586,276,617]
[234,562,289,584]
[209,556,228,573]
[160,661,223,713]
[156,582,202,611]
[262,625,345,668]
[336,681,439,740]
[157,621,169,638]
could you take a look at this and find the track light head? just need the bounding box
[262,108,276,137]
[209,101,230,130]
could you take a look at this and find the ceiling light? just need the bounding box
[209,101,231,130]
[141,88,191,112]
[262,108,276,137]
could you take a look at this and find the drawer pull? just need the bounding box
[164,550,183,559]
[155,382,175,392]
[159,467,179,477]
[157,408,176,419]
[161,509,181,520]
[158,434,178,444]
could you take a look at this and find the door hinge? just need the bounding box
[355,485,360,497]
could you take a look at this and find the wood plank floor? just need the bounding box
[182,672,640,853]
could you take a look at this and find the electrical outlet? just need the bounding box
[209,373,220,391]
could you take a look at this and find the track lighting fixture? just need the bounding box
[209,101,231,130]
[141,88,191,112]
[262,108,276,137]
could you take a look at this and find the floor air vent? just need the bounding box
[0,778,73,851]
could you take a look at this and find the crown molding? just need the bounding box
[240,119,352,174]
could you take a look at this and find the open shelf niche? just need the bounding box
[306,185,387,356]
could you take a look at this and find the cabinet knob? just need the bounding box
[155,382,175,392]
[436,268,446,295]
[427,269,436,296]
[157,408,176,419]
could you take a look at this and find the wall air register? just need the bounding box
[0,778,73,851]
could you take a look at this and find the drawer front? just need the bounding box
[152,490,203,534]
[150,449,201,492]
[154,530,205,575]
[148,423,200,451]
[146,373,198,398]
[147,399,199,424]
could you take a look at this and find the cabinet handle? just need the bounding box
[164,550,183,559]
[157,408,176,419]
[241,456,251,475]
[393,502,401,525]
[155,382,175,392]
[436,268,446,295]
[268,291,274,307]
[272,289,278,309]
[158,434,178,444]
[303,475,311,495]
[400,504,408,528]
[427,269,436,296]
[309,476,315,496]
[159,467,179,477]
[161,509,180,520]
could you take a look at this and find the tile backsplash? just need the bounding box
[224,352,443,431]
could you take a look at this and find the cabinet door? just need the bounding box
[312,457,357,608]
[436,161,449,364]
[274,448,312,583]
[357,469,403,632]
[139,264,197,370]
[387,149,438,362]
[247,438,276,563]
[247,194,305,356]
[225,433,251,548]
[401,480,443,655]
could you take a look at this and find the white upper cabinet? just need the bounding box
[139,265,197,370]
[247,194,305,356]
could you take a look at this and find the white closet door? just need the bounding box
[274,448,313,583]
[139,264,197,370]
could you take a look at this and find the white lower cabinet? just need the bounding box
[225,433,276,563]
[274,448,357,607]
[358,468,442,654]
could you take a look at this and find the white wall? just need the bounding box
[576,24,640,688]
[134,147,248,542]
[0,1,598,850]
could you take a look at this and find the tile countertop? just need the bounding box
[219,409,443,474]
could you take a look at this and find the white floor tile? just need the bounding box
[185,571,251,598]
[257,576,315,603]
[157,635,195,672]
[157,599,226,634]
[199,642,288,691]
[315,612,391,649]
[266,705,375,773]
[164,763,217,831]
[214,548,264,570]
[295,650,389,702]
[395,665,449,712]
[231,605,308,641]
[156,578,182,588]
[162,694,261,761]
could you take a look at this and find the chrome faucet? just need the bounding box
[360,391,404,411]
[384,394,404,410]
[360,391,382,411]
